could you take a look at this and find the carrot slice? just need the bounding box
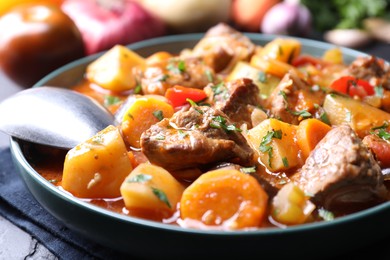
[296,118,331,161]
[180,169,268,230]
[121,96,174,148]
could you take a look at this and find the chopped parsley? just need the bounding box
[153,110,164,121]
[152,187,171,208]
[104,95,121,107]
[178,129,188,139]
[318,208,334,221]
[240,166,256,174]
[211,82,229,100]
[128,174,152,183]
[205,69,214,82]
[186,98,204,114]
[289,109,312,118]
[282,157,289,167]
[134,84,142,94]
[375,85,384,97]
[259,129,283,168]
[371,122,390,140]
[210,115,242,133]
[320,112,331,125]
[258,71,267,83]
[167,59,186,74]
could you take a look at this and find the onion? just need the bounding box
[261,0,312,36]
[61,0,166,55]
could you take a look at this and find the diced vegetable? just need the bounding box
[121,95,174,148]
[329,76,375,99]
[146,51,173,65]
[363,131,390,168]
[120,163,184,214]
[165,85,207,108]
[323,94,390,138]
[250,55,304,78]
[247,118,300,172]
[226,61,280,98]
[62,125,133,198]
[322,48,343,64]
[291,55,327,68]
[271,182,315,225]
[86,45,146,92]
[256,38,301,63]
[180,168,268,229]
[296,118,332,161]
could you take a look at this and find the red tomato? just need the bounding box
[363,134,390,168]
[165,85,207,108]
[329,76,375,98]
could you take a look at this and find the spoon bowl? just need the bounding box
[0,86,115,150]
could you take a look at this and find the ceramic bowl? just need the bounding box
[10,33,390,258]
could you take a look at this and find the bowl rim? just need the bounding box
[16,32,389,237]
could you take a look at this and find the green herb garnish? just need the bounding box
[128,174,152,183]
[152,187,171,208]
[153,110,164,121]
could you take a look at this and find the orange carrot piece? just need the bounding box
[296,118,331,161]
[180,169,268,230]
[121,96,174,148]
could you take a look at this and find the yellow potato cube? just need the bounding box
[247,118,299,172]
[86,45,145,92]
[62,125,133,198]
[120,163,184,213]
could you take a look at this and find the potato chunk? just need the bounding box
[247,118,300,172]
[323,94,390,138]
[62,125,133,198]
[120,163,184,213]
[86,45,145,92]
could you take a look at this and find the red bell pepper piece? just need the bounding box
[329,76,375,98]
[165,85,207,108]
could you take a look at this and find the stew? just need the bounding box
[29,23,390,230]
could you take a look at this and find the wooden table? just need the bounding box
[0,40,389,259]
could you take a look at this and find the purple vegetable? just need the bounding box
[62,0,167,55]
[261,0,312,36]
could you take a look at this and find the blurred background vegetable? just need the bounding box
[61,0,166,55]
[231,0,280,32]
[0,0,63,16]
[261,0,312,36]
[135,0,231,33]
[301,0,390,47]
[0,3,85,88]
[301,0,389,31]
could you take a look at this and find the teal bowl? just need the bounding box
[10,33,390,258]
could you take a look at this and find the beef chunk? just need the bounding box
[137,56,217,95]
[190,23,256,73]
[206,78,262,128]
[348,56,390,89]
[140,105,255,171]
[294,124,387,209]
[266,71,326,125]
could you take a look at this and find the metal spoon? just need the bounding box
[0,86,116,150]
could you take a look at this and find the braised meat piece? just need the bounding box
[189,23,256,73]
[294,124,387,209]
[137,56,217,95]
[140,105,255,171]
[348,56,390,89]
[205,78,263,129]
[266,71,326,125]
